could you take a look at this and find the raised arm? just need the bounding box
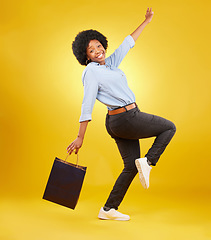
[130,7,154,42]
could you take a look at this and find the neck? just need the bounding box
[99,60,106,65]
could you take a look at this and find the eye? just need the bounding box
[98,44,101,47]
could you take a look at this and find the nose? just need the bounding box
[95,48,100,53]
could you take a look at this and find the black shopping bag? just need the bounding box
[43,154,87,209]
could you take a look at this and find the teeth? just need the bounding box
[97,53,103,58]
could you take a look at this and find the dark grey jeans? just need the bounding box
[104,106,176,210]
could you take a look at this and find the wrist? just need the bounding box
[77,135,84,140]
[144,19,150,24]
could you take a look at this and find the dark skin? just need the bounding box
[67,7,154,155]
[86,39,106,65]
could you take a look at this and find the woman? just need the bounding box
[67,8,176,221]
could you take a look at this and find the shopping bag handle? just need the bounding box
[65,153,79,166]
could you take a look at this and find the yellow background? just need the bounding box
[0,0,210,239]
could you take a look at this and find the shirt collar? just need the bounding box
[89,61,114,70]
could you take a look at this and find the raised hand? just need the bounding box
[145,7,154,23]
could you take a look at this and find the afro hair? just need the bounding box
[72,29,108,66]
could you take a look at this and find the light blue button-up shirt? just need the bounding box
[79,35,136,122]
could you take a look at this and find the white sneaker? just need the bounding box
[98,207,130,221]
[135,157,152,189]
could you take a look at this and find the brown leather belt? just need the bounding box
[108,103,137,115]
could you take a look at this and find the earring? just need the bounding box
[86,59,90,65]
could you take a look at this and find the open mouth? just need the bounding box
[96,53,104,59]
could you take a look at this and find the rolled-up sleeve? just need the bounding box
[106,35,135,68]
[79,68,98,122]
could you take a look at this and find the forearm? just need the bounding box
[130,20,149,42]
[67,120,89,154]
[78,120,89,140]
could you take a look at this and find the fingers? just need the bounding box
[146,7,154,20]
[66,143,80,155]
[67,148,79,155]
[66,143,75,155]
[66,137,83,155]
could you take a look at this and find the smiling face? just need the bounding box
[86,39,106,65]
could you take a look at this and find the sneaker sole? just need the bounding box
[135,159,147,189]
[98,216,130,221]
[98,211,130,221]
